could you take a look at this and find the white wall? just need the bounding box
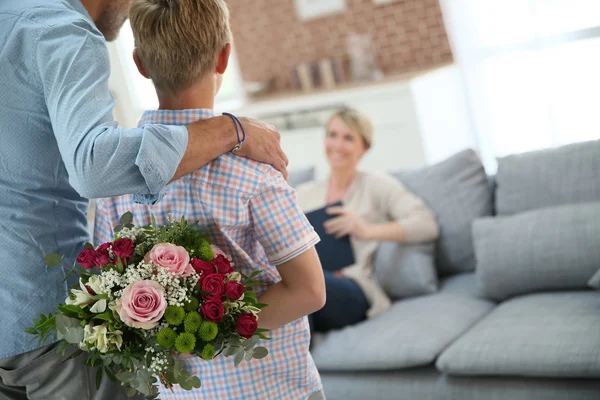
[410,65,477,165]
[228,79,428,180]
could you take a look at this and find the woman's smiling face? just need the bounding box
[324,115,367,172]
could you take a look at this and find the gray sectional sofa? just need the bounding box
[292,141,600,400]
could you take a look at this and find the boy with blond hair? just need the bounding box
[94,0,327,399]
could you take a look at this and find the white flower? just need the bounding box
[82,323,123,353]
[86,275,104,295]
[66,278,107,313]
[65,279,95,308]
[225,272,242,283]
[243,305,261,317]
[90,298,107,313]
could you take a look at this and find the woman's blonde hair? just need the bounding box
[327,107,374,149]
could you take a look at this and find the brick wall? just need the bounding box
[226,0,453,92]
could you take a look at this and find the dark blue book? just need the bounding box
[305,202,355,271]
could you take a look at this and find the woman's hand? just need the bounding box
[324,206,371,240]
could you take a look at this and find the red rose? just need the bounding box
[112,238,134,261]
[224,281,245,301]
[211,254,234,275]
[236,313,258,339]
[76,248,96,269]
[191,258,215,277]
[201,274,225,299]
[95,243,111,267]
[200,299,224,322]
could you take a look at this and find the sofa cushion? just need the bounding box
[474,203,600,301]
[436,292,600,378]
[287,165,315,188]
[495,139,600,216]
[394,149,493,276]
[439,272,480,299]
[374,242,437,299]
[311,292,494,371]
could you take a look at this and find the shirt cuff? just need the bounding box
[134,124,188,200]
[133,183,172,205]
[268,233,321,265]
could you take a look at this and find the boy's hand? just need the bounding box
[234,118,289,179]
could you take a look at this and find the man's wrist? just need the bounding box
[215,115,240,151]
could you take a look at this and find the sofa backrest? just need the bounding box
[393,149,494,277]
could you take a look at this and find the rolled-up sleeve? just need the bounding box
[35,20,187,202]
[250,168,320,265]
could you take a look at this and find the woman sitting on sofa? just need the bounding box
[296,107,439,332]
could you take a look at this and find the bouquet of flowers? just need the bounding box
[27,213,269,399]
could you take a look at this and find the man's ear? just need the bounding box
[132,49,150,79]
[216,43,231,75]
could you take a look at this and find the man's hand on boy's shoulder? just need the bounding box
[235,117,289,180]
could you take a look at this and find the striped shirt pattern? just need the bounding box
[94,109,322,399]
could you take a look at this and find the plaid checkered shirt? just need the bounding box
[94,109,323,400]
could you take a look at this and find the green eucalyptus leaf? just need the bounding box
[222,345,239,357]
[115,371,135,384]
[244,351,254,362]
[112,354,123,365]
[243,335,259,350]
[120,212,133,226]
[252,347,268,359]
[55,315,84,344]
[126,388,138,398]
[44,253,63,267]
[165,368,178,385]
[234,351,244,367]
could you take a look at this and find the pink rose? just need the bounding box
[112,238,135,261]
[94,243,112,267]
[191,258,215,277]
[145,243,193,276]
[201,274,225,300]
[76,248,96,269]
[211,254,234,275]
[116,280,167,329]
[201,299,224,322]
[224,281,245,301]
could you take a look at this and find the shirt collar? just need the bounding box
[138,109,215,127]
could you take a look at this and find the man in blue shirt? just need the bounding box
[0,0,288,398]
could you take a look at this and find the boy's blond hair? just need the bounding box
[129,0,232,92]
[328,107,374,149]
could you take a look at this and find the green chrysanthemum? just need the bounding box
[156,327,177,348]
[184,297,200,312]
[199,242,214,261]
[174,332,196,354]
[164,305,185,326]
[197,321,219,342]
[184,311,203,334]
[200,343,215,361]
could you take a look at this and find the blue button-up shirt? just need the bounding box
[0,0,188,358]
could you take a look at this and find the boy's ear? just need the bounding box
[132,49,150,79]
[215,43,231,75]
